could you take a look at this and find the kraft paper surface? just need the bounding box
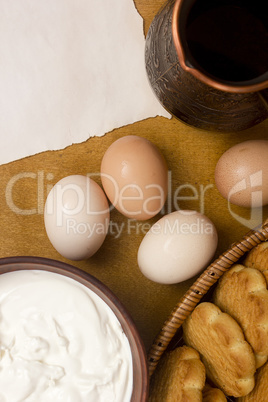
[0,0,267,352]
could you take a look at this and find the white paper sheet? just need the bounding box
[0,0,170,165]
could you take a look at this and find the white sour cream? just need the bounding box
[0,270,133,402]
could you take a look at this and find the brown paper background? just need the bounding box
[0,0,267,351]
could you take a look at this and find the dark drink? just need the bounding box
[185,0,268,82]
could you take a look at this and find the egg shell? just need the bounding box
[44,175,110,260]
[137,210,218,284]
[215,140,268,207]
[100,135,168,220]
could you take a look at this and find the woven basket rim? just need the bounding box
[147,219,268,377]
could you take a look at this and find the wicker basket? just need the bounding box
[148,219,268,378]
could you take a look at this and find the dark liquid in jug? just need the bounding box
[185,0,268,82]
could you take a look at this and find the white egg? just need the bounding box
[137,210,218,284]
[44,175,110,260]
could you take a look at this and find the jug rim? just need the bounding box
[172,0,268,93]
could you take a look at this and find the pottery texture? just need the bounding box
[145,0,268,132]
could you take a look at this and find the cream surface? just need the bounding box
[0,270,133,401]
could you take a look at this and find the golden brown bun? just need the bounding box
[237,361,268,402]
[202,383,227,402]
[244,242,268,284]
[149,345,206,402]
[183,302,256,397]
[213,264,268,368]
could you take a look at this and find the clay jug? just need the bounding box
[145,0,268,132]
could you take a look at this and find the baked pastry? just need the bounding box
[244,241,268,284]
[202,383,227,402]
[237,360,268,401]
[213,264,268,368]
[183,302,256,397]
[149,345,206,402]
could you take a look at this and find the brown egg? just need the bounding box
[100,135,168,220]
[215,140,268,207]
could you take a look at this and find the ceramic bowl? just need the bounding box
[0,256,149,401]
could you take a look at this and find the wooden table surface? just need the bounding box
[0,0,267,352]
